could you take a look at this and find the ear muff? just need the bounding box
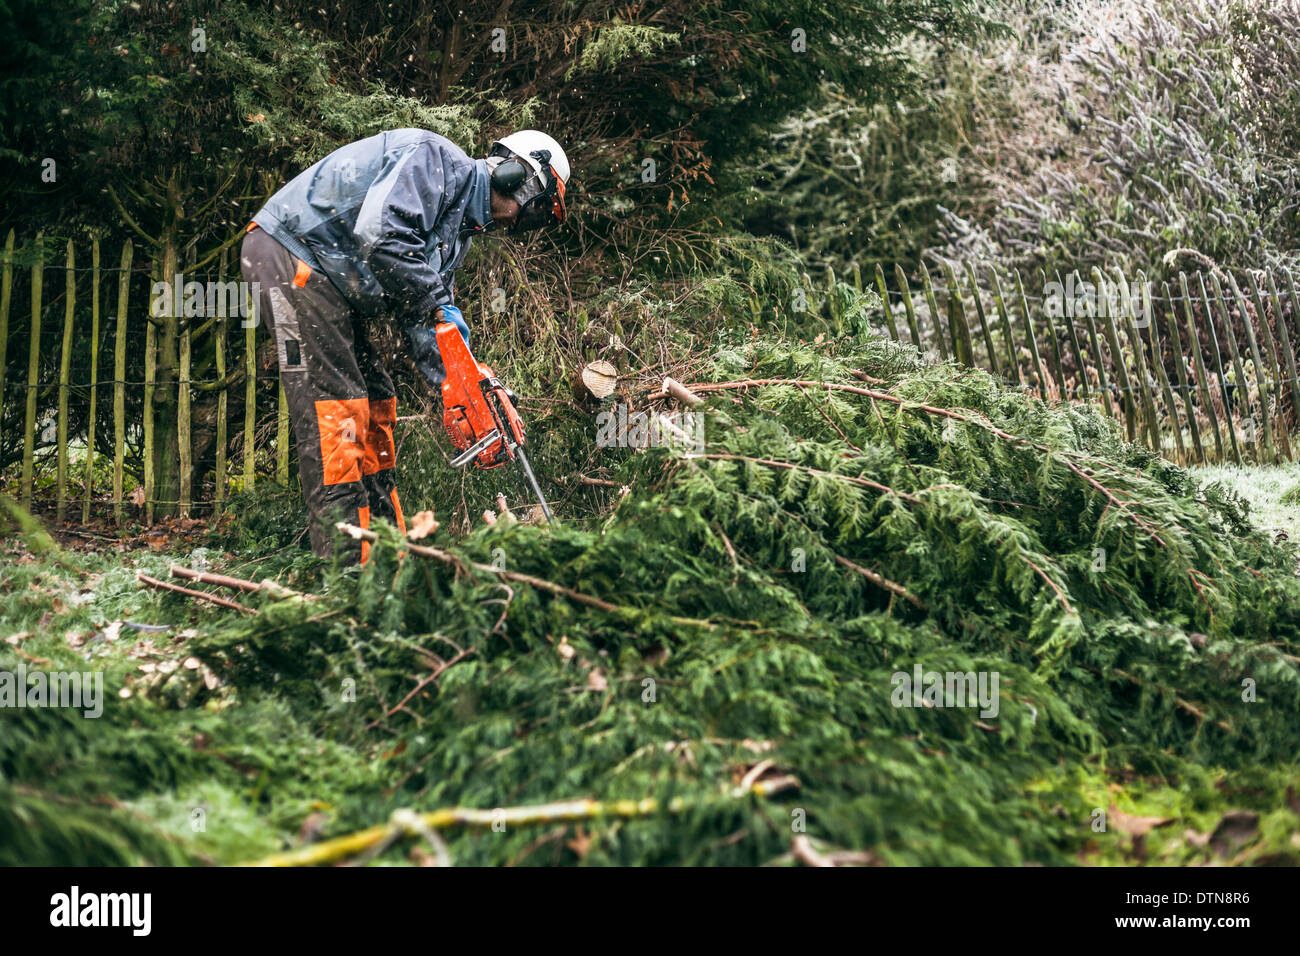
[490,159,528,194]
[511,170,566,233]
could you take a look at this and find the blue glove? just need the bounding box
[438,305,470,348]
[406,306,469,387]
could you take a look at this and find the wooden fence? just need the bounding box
[0,231,290,526]
[818,259,1300,467]
[3,231,1299,528]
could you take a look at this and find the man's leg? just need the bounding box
[240,227,371,562]
[355,322,406,536]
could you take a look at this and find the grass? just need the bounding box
[1191,463,1300,542]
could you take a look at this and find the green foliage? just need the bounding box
[931,0,1300,277]
[566,21,680,79]
[4,327,1297,866]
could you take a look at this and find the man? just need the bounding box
[241,128,570,562]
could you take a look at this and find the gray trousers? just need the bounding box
[240,226,406,561]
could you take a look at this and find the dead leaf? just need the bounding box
[585,667,608,691]
[1209,810,1259,857]
[1108,806,1172,838]
[4,632,30,646]
[298,812,330,845]
[407,510,439,540]
[791,835,879,867]
[566,825,594,859]
[246,113,266,124]
[642,644,670,668]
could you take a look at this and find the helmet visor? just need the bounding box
[510,167,566,233]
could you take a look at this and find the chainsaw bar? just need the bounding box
[513,446,554,524]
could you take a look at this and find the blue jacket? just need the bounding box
[252,129,492,328]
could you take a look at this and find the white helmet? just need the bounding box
[488,130,570,231]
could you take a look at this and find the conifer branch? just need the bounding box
[336,523,770,635]
[682,378,1171,546]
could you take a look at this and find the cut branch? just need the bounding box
[137,572,255,614]
[246,775,800,867]
[169,564,308,600]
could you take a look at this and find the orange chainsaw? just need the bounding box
[435,320,555,524]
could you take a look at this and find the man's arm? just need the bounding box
[354,138,471,326]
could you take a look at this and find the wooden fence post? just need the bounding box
[941,260,976,367]
[964,262,1000,377]
[1224,272,1277,462]
[1063,271,1093,402]
[1113,269,1162,452]
[21,233,43,509]
[1180,272,1225,461]
[1139,274,1186,462]
[1281,270,1300,458]
[178,246,194,518]
[0,231,12,432]
[1207,273,1256,462]
[1077,274,1112,418]
[214,247,229,518]
[919,264,949,360]
[893,264,922,352]
[1163,281,1206,463]
[825,265,843,333]
[1037,270,1069,403]
[1239,271,1291,459]
[988,267,1020,385]
[1197,272,1241,464]
[1013,270,1045,399]
[84,238,100,522]
[114,240,132,525]
[1262,270,1300,452]
[144,261,157,525]
[56,240,74,522]
[1094,268,1137,442]
[872,264,899,342]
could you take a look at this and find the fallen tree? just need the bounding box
[4,334,1300,865]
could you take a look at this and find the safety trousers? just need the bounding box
[240,225,406,563]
